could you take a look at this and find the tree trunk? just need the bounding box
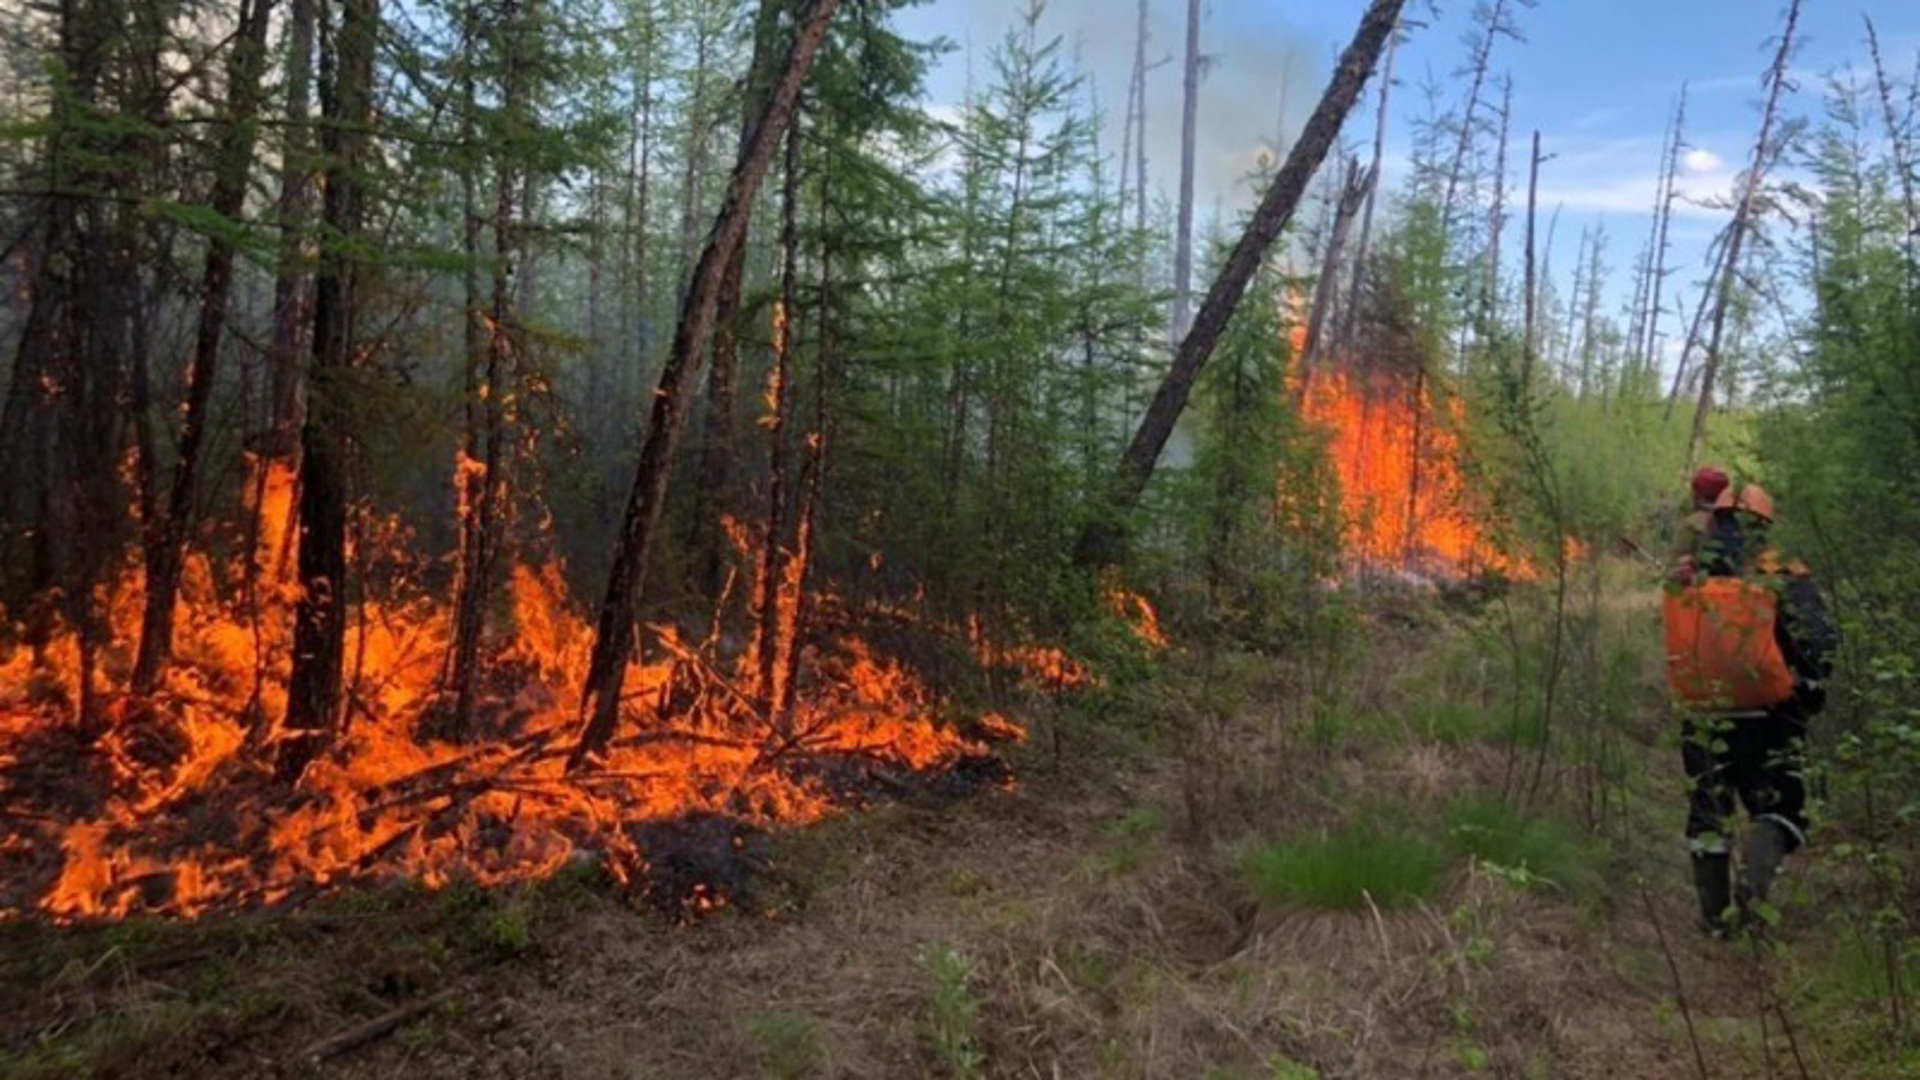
[569,0,842,771]
[695,0,786,601]
[1170,0,1201,342]
[445,0,528,739]
[267,0,317,457]
[281,0,378,784]
[1299,157,1371,379]
[132,0,277,696]
[1687,0,1798,469]
[1641,85,1687,380]
[1520,129,1541,384]
[1076,0,1406,567]
[754,116,801,718]
[1339,20,1396,350]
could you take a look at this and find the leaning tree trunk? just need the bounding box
[569,0,842,772]
[132,0,276,696]
[280,0,378,784]
[1687,0,1798,469]
[1076,0,1407,568]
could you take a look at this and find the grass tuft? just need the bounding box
[1243,826,1446,911]
[1444,796,1601,897]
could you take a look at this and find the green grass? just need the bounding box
[1243,825,1447,911]
[1443,796,1602,898]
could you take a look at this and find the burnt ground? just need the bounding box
[1,603,1910,1080]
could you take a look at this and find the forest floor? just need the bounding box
[2,571,1911,1080]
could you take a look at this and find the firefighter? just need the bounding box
[1671,483,1838,937]
[1667,464,1731,586]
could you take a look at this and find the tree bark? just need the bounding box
[281,0,379,784]
[1076,0,1406,567]
[569,0,842,771]
[132,0,277,696]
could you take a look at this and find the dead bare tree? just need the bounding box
[570,0,842,771]
[1521,129,1543,382]
[1687,0,1800,468]
[1639,86,1688,381]
[1339,18,1399,351]
[1076,0,1408,567]
[1299,157,1373,375]
[1171,0,1202,341]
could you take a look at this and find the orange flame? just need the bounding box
[0,460,1022,921]
[1290,324,1523,579]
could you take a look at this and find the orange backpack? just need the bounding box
[1664,576,1795,712]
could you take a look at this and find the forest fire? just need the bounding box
[1292,332,1520,578]
[0,461,1022,922]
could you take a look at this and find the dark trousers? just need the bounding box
[1682,707,1809,855]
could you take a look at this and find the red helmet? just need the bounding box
[1691,465,1730,505]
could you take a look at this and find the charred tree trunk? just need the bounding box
[1687,0,1798,469]
[281,0,378,784]
[1170,0,1201,341]
[131,0,277,696]
[1076,0,1406,567]
[570,0,842,771]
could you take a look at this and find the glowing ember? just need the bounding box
[0,460,1022,921]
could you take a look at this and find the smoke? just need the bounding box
[922,0,1325,219]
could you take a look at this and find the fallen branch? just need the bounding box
[297,987,461,1063]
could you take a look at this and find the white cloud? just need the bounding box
[1683,148,1723,174]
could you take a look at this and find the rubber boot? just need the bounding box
[1691,852,1734,938]
[1739,819,1793,925]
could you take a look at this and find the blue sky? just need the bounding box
[894,0,1920,355]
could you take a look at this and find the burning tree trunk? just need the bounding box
[754,117,802,721]
[1076,0,1407,567]
[1686,0,1798,469]
[695,0,786,601]
[131,0,277,696]
[281,0,379,784]
[570,0,842,772]
[1170,0,1202,342]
